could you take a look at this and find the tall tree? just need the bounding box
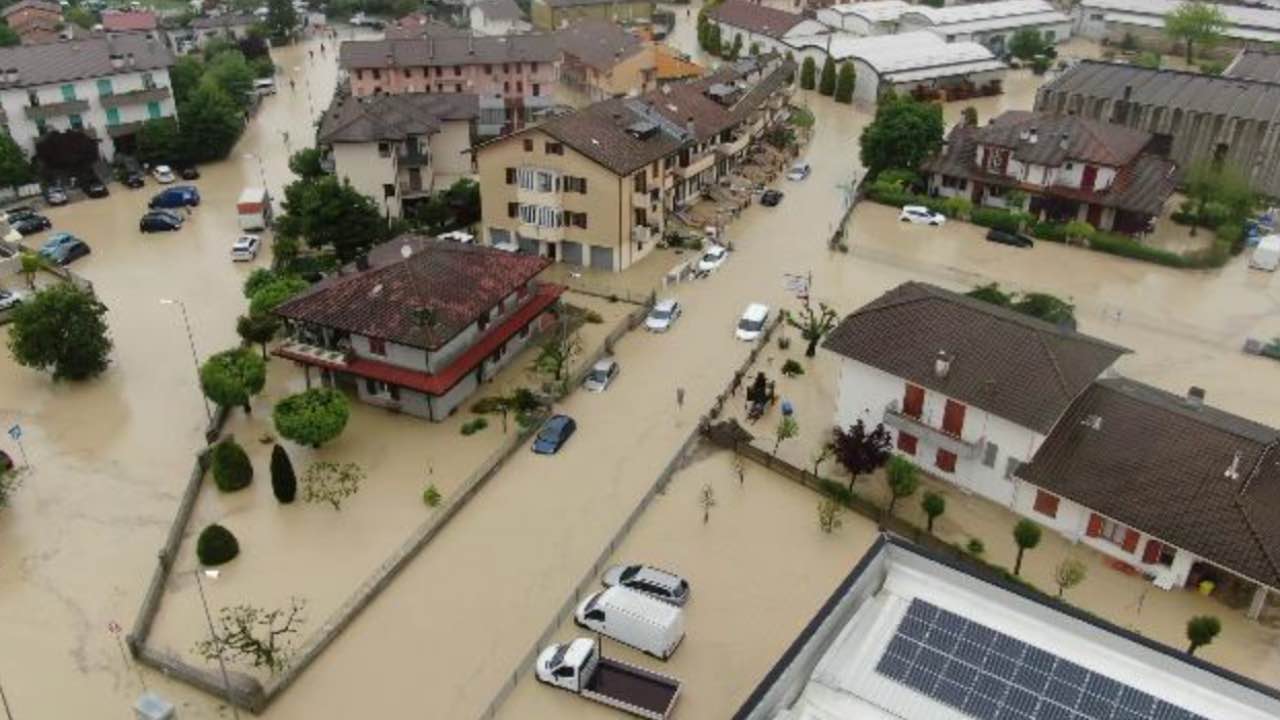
[270,443,297,503]
[1165,1,1227,63]
[248,275,309,316]
[1012,519,1043,576]
[170,55,205,105]
[237,313,281,359]
[301,461,364,511]
[1054,557,1087,598]
[1008,29,1048,60]
[276,176,386,263]
[0,131,32,187]
[834,63,855,104]
[1185,615,1221,656]
[287,148,327,181]
[859,93,944,180]
[818,56,837,96]
[472,387,541,433]
[921,492,946,534]
[200,348,267,413]
[135,118,183,166]
[266,0,299,40]
[178,83,244,162]
[1011,293,1076,328]
[799,56,816,90]
[832,420,892,493]
[785,302,838,357]
[204,51,255,110]
[530,319,581,389]
[772,416,799,466]
[7,284,112,381]
[884,456,918,517]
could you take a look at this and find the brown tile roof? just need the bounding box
[543,0,652,8]
[708,0,806,39]
[318,91,478,143]
[555,19,644,72]
[101,10,157,31]
[339,33,559,69]
[821,282,1129,434]
[0,0,60,18]
[654,45,703,81]
[0,33,174,89]
[1020,377,1280,589]
[975,110,1152,167]
[274,238,552,350]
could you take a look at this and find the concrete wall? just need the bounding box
[469,7,531,35]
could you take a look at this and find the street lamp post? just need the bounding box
[159,298,212,425]
[194,569,241,720]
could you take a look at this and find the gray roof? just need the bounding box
[318,91,478,144]
[708,0,808,39]
[541,0,653,8]
[555,19,644,72]
[822,282,1130,434]
[0,33,174,89]
[339,33,559,69]
[1037,60,1280,124]
[190,13,255,30]
[969,110,1152,167]
[1225,48,1280,84]
[473,0,526,22]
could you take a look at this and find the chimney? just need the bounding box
[934,350,952,379]
[1225,450,1241,480]
[1185,386,1205,409]
[1018,128,1029,141]
[1123,84,1132,101]
[110,53,124,70]
[1081,414,1103,431]
[1027,127,1038,144]
[1059,132,1068,150]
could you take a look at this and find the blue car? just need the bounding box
[38,232,90,265]
[532,415,577,455]
[148,185,200,209]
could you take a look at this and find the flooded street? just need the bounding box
[1,14,1279,719]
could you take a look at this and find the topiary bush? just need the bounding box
[211,438,253,492]
[781,359,805,377]
[197,523,240,565]
[270,443,296,503]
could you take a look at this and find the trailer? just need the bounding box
[535,638,681,719]
[236,187,272,231]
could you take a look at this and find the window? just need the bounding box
[517,204,563,228]
[383,183,395,198]
[434,67,443,77]
[484,64,492,74]
[404,69,412,79]
[504,81,510,93]
[142,72,156,89]
[942,400,965,436]
[96,78,113,97]
[1004,457,1024,479]
[935,449,957,474]
[530,62,538,73]
[507,201,518,218]
[368,337,387,355]
[372,69,381,80]
[897,431,917,456]
[523,138,533,152]
[60,83,75,101]
[517,324,530,340]
[902,383,924,418]
[358,69,366,80]
[378,142,391,158]
[68,114,83,130]
[478,308,490,331]
[532,83,541,97]
[517,81,523,93]
[505,167,516,184]
[146,101,161,120]
[1032,490,1059,518]
[546,141,563,155]
[453,65,462,76]
[454,83,462,93]
[571,212,587,229]
[516,168,556,192]
[106,107,120,126]
[1100,518,1127,545]
[502,63,509,73]
[982,442,998,468]
[26,90,39,107]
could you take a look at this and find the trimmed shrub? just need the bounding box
[197,523,240,565]
[818,478,855,506]
[461,417,489,435]
[970,207,1024,233]
[1030,221,1068,242]
[781,359,805,377]
[211,438,253,492]
[269,443,297,503]
[1216,221,1245,254]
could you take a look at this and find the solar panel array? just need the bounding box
[874,599,1210,720]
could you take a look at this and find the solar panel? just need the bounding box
[874,599,1211,720]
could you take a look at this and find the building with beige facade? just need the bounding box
[530,0,654,31]
[555,19,655,103]
[475,56,794,271]
[318,91,478,219]
[0,0,62,46]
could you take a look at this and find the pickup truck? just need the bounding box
[535,638,681,719]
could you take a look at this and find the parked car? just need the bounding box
[0,288,24,311]
[985,228,1034,248]
[697,245,729,273]
[38,232,90,265]
[152,165,176,184]
[123,171,146,189]
[84,179,109,198]
[230,235,261,261]
[149,185,200,209]
[179,165,200,180]
[140,210,184,232]
[9,214,51,236]
[574,586,685,660]
[899,205,946,226]
[253,78,277,96]
[43,185,68,206]
[786,162,811,181]
[602,564,690,606]
[583,358,619,392]
[760,189,784,207]
[535,638,681,719]
[735,302,770,341]
[532,414,576,454]
[645,298,681,332]
[3,206,34,223]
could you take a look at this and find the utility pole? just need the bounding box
[194,570,241,720]
[0,673,13,720]
[160,299,212,425]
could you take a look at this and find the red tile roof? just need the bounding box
[102,10,158,31]
[273,238,552,350]
[707,0,808,39]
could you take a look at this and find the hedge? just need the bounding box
[211,437,253,492]
[197,523,240,566]
[970,207,1025,233]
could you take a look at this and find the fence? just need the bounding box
[558,303,651,400]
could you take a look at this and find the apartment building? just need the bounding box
[0,34,177,162]
[318,91,478,218]
[338,34,559,134]
[475,56,794,271]
[555,19,654,103]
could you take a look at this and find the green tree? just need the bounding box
[966,282,1014,307]
[249,275,309,316]
[1008,29,1047,60]
[0,23,20,48]
[301,461,363,510]
[785,302,838,357]
[135,118,183,166]
[1012,293,1076,327]
[530,320,581,389]
[444,178,482,226]
[884,456,919,517]
[276,176,387,263]
[244,268,282,299]
[266,0,298,39]
[200,348,267,413]
[274,388,350,448]
[64,6,96,29]
[772,415,799,466]
[834,63,855,104]
[818,56,836,96]
[472,387,540,433]
[1054,557,1087,598]
[859,93,944,180]
[921,492,946,534]
[211,437,254,492]
[1012,518,1043,576]
[194,598,306,674]
[817,497,843,533]
[288,148,327,181]
[1165,1,1227,63]
[749,41,760,56]
[832,420,892,493]
[726,33,743,61]
[178,83,244,162]
[204,50,255,109]
[237,313,281,359]
[270,443,297,503]
[708,24,722,56]
[799,56,816,90]
[18,252,40,289]
[196,523,240,565]
[1063,219,1096,244]
[1185,615,1222,655]
[170,55,205,105]
[0,131,33,187]
[7,284,112,381]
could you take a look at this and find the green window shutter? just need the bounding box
[61,84,75,101]
[147,102,161,119]
[106,108,120,126]
[97,79,112,96]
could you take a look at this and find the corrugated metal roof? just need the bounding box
[923,10,1069,35]
[786,30,1001,75]
[902,0,1060,25]
[1080,0,1280,33]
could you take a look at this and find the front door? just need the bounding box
[1081,165,1098,190]
[1087,204,1103,227]
[408,168,422,192]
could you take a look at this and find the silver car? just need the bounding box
[602,564,690,606]
[645,298,681,332]
[583,357,619,392]
[0,288,24,311]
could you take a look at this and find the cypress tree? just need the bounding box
[834,62,856,103]
[270,443,297,503]
[818,56,837,96]
[800,56,816,90]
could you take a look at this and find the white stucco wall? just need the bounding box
[430,119,475,177]
[331,142,400,216]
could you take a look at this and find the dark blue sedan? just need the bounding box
[532,415,576,455]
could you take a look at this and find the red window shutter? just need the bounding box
[1142,539,1162,564]
[935,449,957,473]
[942,400,966,436]
[897,432,917,456]
[903,384,925,418]
[1122,528,1140,553]
[1086,513,1103,537]
[1033,490,1059,518]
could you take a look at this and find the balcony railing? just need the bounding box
[399,181,430,197]
[25,98,89,120]
[717,133,750,157]
[397,148,429,167]
[676,152,715,179]
[99,86,170,109]
[883,399,983,459]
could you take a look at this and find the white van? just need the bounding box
[735,302,770,341]
[1250,234,1280,271]
[574,586,685,660]
[253,78,276,96]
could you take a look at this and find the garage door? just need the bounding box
[517,234,539,254]
[589,246,614,271]
[561,241,583,266]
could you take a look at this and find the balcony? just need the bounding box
[631,225,650,245]
[397,147,430,167]
[676,152,715,179]
[106,121,145,138]
[883,399,983,460]
[25,98,89,120]
[399,181,430,198]
[99,86,170,109]
[717,133,750,157]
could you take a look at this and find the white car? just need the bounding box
[645,298,681,332]
[438,230,475,244]
[230,235,261,261]
[899,205,946,226]
[153,165,176,184]
[697,245,728,273]
[786,162,811,181]
[735,302,770,341]
[582,357,620,392]
[0,288,24,311]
